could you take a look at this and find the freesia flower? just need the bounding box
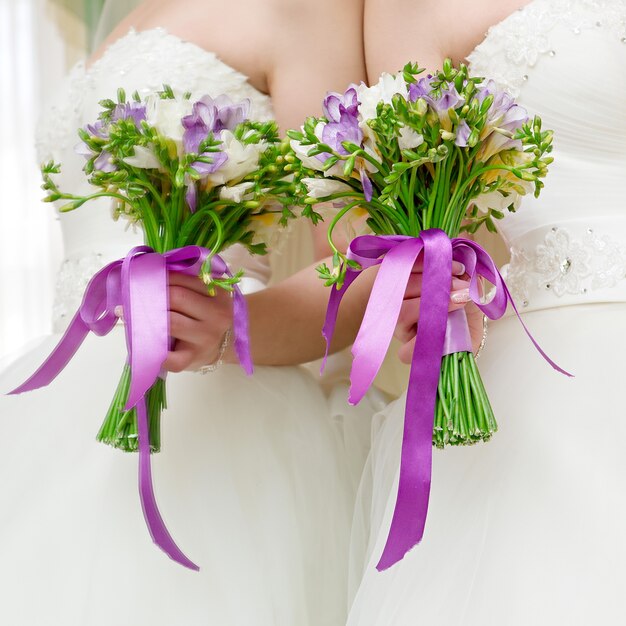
[205,130,264,186]
[182,95,250,154]
[145,96,193,157]
[454,120,471,147]
[113,101,147,127]
[248,210,283,247]
[302,178,354,199]
[357,73,408,121]
[220,181,255,203]
[398,126,424,150]
[124,145,161,169]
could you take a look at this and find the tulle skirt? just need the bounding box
[348,303,626,626]
[0,327,375,626]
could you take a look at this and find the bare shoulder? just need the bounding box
[364,0,532,76]
[91,0,276,93]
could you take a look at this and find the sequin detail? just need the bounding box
[468,0,626,96]
[503,227,626,305]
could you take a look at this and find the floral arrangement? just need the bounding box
[12,86,295,569]
[41,86,295,453]
[288,61,562,570]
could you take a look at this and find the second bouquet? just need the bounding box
[289,61,568,570]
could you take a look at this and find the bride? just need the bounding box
[348,0,626,623]
[0,1,381,624]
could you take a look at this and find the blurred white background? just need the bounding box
[0,0,87,362]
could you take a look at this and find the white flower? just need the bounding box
[145,96,193,156]
[302,178,354,199]
[356,73,408,121]
[206,131,264,186]
[248,211,282,247]
[472,190,522,214]
[314,203,372,239]
[219,181,255,203]
[123,145,161,169]
[398,127,424,151]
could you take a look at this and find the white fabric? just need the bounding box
[347,1,626,624]
[0,0,63,357]
[0,28,374,626]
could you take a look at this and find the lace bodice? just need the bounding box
[468,0,626,310]
[37,29,274,330]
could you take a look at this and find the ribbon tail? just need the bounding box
[350,240,423,405]
[320,269,360,374]
[137,399,199,571]
[376,230,452,571]
[232,286,253,375]
[8,311,90,395]
[503,282,573,377]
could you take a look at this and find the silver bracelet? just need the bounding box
[474,315,489,359]
[198,328,232,374]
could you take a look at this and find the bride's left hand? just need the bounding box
[162,272,233,373]
[395,263,486,364]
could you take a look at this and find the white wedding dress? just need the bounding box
[347,1,626,624]
[0,29,379,626]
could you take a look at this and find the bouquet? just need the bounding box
[289,61,567,569]
[11,86,295,568]
[40,86,294,452]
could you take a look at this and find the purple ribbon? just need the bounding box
[322,230,571,571]
[9,245,253,571]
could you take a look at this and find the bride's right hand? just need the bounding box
[162,272,233,373]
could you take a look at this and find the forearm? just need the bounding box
[244,257,376,365]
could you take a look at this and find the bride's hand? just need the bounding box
[162,272,233,373]
[395,260,485,364]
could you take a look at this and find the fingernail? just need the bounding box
[450,288,470,304]
[114,305,124,318]
[452,262,466,276]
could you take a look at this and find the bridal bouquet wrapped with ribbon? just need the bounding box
[289,61,569,569]
[10,86,294,568]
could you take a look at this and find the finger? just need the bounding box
[162,343,197,373]
[168,271,212,296]
[168,311,210,344]
[452,261,466,276]
[396,297,420,342]
[404,274,423,299]
[450,287,471,305]
[397,336,416,365]
[169,285,217,321]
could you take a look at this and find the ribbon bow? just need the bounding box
[322,229,571,571]
[10,245,253,571]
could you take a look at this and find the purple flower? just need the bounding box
[321,112,363,156]
[85,119,109,139]
[112,102,147,128]
[185,180,198,212]
[359,166,373,202]
[94,150,116,172]
[212,94,249,131]
[454,120,471,147]
[409,77,464,112]
[408,75,434,101]
[190,151,229,177]
[323,86,360,122]
[182,95,250,154]
[433,85,464,111]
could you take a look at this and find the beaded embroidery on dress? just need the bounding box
[0,28,363,626]
[347,2,626,624]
